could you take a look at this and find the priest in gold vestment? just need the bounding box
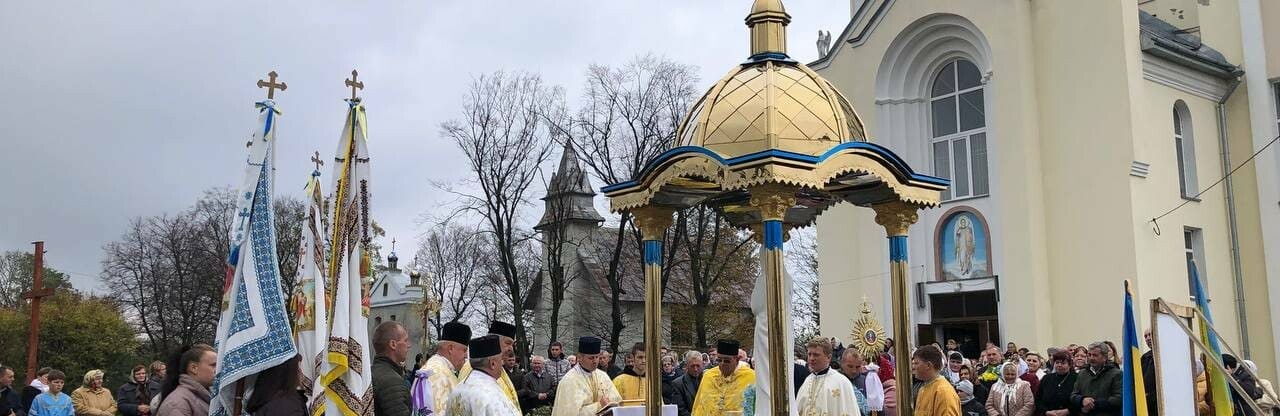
[612,342,650,401]
[796,337,860,416]
[420,321,470,415]
[692,340,756,416]
[552,336,622,416]
[457,320,522,415]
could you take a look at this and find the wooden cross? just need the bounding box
[311,151,324,170]
[22,242,54,384]
[345,70,364,100]
[256,71,287,99]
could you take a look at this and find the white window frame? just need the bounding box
[930,59,989,201]
[1185,226,1208,301]
[1174,101,1200,199]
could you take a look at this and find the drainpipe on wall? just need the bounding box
[1216,77,1250,358]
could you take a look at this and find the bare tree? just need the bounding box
[786,229,821,341]
[100,187,304,354]
[556,54,699,359]
[101,213,222,354]
[440,71,559,363]
[415,223,490,337]
[678,205,757,348]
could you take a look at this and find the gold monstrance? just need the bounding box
[850,297,887,359]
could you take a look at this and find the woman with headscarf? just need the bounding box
[956,380,987,416]
[1245,360,1280,415]
[117,365,159,416]
[660,354,682,384]
[70,370,116,416]
[985,362,1033,416]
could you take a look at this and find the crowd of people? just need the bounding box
[3,321,1278,416]
[372,318,1280,416]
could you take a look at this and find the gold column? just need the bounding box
[873,201,920,416]
[632,206,673,416]
[750,184,795,416]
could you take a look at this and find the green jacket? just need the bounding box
[372,356,412,416]
[1071,363,1123,416]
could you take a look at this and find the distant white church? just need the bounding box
[367,250,429,361]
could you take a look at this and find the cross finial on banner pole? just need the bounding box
[311,151,324,171]
[256,71,287,99]
[345,70,364,100]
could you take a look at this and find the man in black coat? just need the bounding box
[518,355,556,412]
[0,367,21,416]
[668,351,705,416]
[1141,330,1160,416]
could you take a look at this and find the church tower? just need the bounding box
[531,140,604,352]
[535,140,604,233]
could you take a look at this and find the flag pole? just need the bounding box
[233,381,245,415]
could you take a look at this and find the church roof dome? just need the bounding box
[677,0,867,158]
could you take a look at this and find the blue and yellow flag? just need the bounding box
[1191,259,1234,416]
[1122,280,1149,416]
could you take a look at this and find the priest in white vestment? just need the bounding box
[797,337,860,416]
[415,321,471,415]
[446,334,521,416]
[552,336,622,416]
[457,321,523,414]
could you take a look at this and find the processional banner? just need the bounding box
[210,100,299,416]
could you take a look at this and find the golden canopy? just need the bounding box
[677,0,868,159]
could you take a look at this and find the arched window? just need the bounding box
[390,314,397,322]
[1173,101,1198,198]
[930,59,988,200]
[382,283,388,297]
[375,316,382,325]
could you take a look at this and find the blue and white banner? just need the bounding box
[210,100,299,416]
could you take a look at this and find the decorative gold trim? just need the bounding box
[872,201,920,236]
[750,184,797,221]
[631,206,674,241]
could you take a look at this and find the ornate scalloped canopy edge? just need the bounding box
[603,141,948,228]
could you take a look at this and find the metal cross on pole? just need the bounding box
[311,150,325,171]
[345,70,364,100]
[256,71,287,99]
[22,241,54,384]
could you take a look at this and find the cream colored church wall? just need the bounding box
[1263,0,1280,75]
[1223,87,1278,379]
[1029,0,1144,347]
[815,0,1057,349]
[816,206,888,345]
[1128,83,1240,347]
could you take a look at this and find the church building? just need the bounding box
[527,141,753,354]
[810,0,1280,378]
[367,249,429,362]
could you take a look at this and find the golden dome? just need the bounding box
[677,0,867,158]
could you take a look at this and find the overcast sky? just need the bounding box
[0,0,849,292]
